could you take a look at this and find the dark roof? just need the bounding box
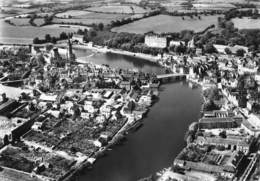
[199,117,235,123]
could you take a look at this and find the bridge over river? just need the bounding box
[156,73,187,82]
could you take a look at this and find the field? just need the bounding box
[33,18,45,26]
[53,12,130,25]
[112,15,222,34]
[232,18,260,29]
[0,13,14,18]
[86,5,149,14]
[9,18,31,26]
[0,20,79,44]
[192,3,236,10]
[193,0,248,3]
[1,7,38,15]
[55,10,92,18]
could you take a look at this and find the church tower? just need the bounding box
[67,37,76,62]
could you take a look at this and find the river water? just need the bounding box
[74,50,202,181]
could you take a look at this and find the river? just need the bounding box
[72,50,203,181]
[74,49,164,74]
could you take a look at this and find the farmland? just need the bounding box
[232,18,260,30]
[112,15,222,34]
[0,20,78,44]
[193,0,249,3]
[53,12,130,25]
[9,18,31,26]
[55,10,92,18]
[86,5,149,14]
[33,18,45,26]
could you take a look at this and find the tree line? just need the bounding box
[33,32,71,44]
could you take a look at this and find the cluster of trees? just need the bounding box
[224,8,259,20]
[105,32,164,56]
[33,32,69,44]
[203,87,222,111]
[29,14,37,26]
[163,9,223,17]
[0,47,31,62]
[169,43,187,55]
[29,14,54,27]
[110,10,160,28]
[203,87,221,101]
[77,28,164,55]
[42,15,54,26]
[4,19,15,26]
[195,18,260,52]
[77,28,106,45]
[163,29,194,42]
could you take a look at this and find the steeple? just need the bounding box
[67,36,75,62]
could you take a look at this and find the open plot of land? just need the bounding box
[232,18,260,29]
[0,167,42,181]
[33,18,45,26]
[9,18,30,26]
[53,12,130,25]
[0,13,14,18]
[193,3,236,10]
[193,0,247,3]
[0,20,78,44]
[55,10,92,18]
[44,24,91,30]
[112,15,222,34]
[86,5,149,14]
[1,7,38,15]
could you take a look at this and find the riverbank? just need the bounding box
[72,43,161,64]
[64,87,154,180]
[79,82,202,181]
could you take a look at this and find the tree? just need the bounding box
[77,29,84,35]
[44,15,53,25]
[51,37,57,44]
[236,48,245,57]
[203,100,220,111]
[89,30,97,38]
[83,35,89,42]
[203,87,221,101]
[224,47,232,55]
[219,130,227,138]
[45,34,51,42]
[60,32,68,40]
[33,37,40,44]
[204,43,218,54]
[98,23,104,31]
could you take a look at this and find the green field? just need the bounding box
[55,10,92,18]
[0,20,78,44]
[112,15,222,34]
[194,0,248,3]
[53,12,130,25]
[33,18,45,26]
[86,5,149,14]
[232,18,260,29]
[9,18,31,26]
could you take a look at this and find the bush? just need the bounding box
[236,48,246,57]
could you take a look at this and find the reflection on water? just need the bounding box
[74,49,202,181]
[79,82,202,181]
[74,49,164,74]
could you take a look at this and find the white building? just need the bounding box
[72,35,84,44]
[169,40,185,47]
[145,35,168,48]
[242,114,260,137]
